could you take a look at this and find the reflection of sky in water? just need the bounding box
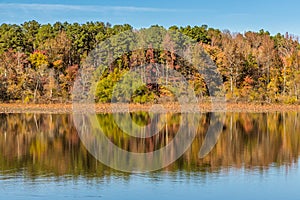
[1,161,299,200]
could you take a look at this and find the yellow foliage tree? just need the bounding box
[28,51,49,69]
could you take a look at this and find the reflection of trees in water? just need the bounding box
[95,112,203,153]
[0,112,300,178]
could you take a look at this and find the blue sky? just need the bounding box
[0,0,300,36]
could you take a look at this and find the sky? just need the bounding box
[0,0,300,36]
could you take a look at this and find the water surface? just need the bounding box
[0,112,300,199]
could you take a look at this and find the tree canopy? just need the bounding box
[0,21,300,104]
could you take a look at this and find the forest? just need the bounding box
[0,20,300,104]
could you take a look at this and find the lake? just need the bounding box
[0,112,300,199]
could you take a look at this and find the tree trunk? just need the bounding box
[34,79,39,103]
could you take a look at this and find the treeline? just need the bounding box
[0,21,300,103]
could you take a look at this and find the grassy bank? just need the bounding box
[0,103,300,114]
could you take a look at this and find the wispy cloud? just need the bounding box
[0,3,177,12]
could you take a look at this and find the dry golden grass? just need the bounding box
[0,102,300,113]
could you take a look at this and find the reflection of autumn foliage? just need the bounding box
[0,113,94,177]
[96,113,190,153]
[178,112,300,172]
[0,112,300,178]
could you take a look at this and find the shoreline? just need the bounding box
[0,103,300,114]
